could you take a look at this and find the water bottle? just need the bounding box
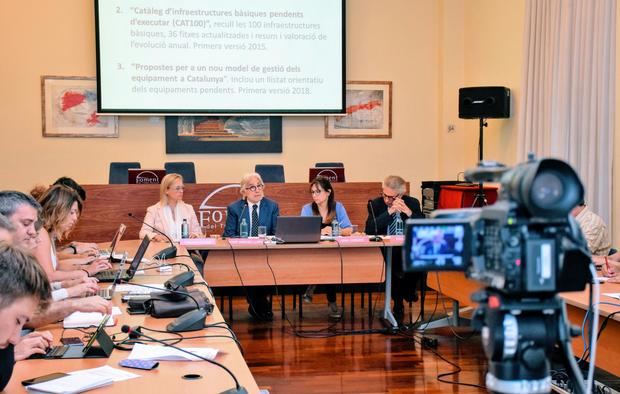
[331,219,340,237]
[240,218,249,238]
[181,219,189,239]
[394,215,404,236]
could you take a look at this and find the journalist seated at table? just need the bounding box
[52,177,100,259]
[31,185,109,299]
[300,176,352,320]
[0,191,111,327]
[365,175,424,324]
[139,173,203,242]
[0,243,52,391]
[223,172,279,321]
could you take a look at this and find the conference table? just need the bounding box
[182,236,401,327]
[426,271,620,377]
[7,241,260,393]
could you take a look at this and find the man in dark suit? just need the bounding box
[224,172,279,321]
[365,175,424,324]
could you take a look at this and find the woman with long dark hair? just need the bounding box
[300,176,352,319]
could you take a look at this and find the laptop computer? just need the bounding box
[275,216,322,243]
[97,223,126,263]
[29,314,114,359]
[95,236,150,282]
[97,253,127,300]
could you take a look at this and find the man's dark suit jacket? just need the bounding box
[223,197,279,237]
[365,195,423,235]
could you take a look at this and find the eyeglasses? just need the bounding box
[382,192,400,201]
[310,189,324,195]
[245,184,264,192]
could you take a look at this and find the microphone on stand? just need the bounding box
[367,200,383,242]
[121,325,247,394]
[123,282,212,332]
[128,212,177,259]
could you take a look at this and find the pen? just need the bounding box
[604,256,615,277]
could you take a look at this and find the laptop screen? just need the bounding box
[82,314,111,353]
[125,236,151,279]
[110,253,128,291]
[107,223,126,261]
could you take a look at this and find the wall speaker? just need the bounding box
[459,86,510,119]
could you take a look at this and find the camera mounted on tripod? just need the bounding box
[403,155,594,393]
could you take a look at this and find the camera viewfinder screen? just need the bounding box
[406,224,469,271]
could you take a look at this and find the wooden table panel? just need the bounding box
[74,182,407,242]
[205,247,385,287]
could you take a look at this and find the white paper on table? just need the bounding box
[110,284,165,293]
[26,371,112,393]
[603,292,620,300]
[69,365,140,382]
[128,343,218,361]
[62,307,121,328]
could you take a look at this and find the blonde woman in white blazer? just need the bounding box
[139,173,203,242]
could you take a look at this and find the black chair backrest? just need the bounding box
[315,162,344,168]
[109,162,141,184]
[164,162,196,183]
[255,164,285,183]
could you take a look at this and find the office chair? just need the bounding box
[165,162,196,183]
[315,162,344,168]
[255,164,285,183]
[109,162,141,184]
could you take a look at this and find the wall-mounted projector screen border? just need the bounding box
[95,0,346,115]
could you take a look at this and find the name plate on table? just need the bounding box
[128,169,166,184]
[383,235,405,243]
[227,238,267,246]
[180,238,217,247]
[334,236,371,244]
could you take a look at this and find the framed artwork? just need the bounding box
[41,76,118,138]
[165,116,282,153]
[325,81,392,138]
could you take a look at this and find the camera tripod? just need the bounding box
[473,289,587,394]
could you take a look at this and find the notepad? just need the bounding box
[128,343,219,361]
[26,371,113,393]
[603,292,620,300]
[62,307,121,328]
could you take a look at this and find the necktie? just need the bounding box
[388,212,399,235]
[251,204,259,236]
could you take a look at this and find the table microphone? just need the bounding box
[121,325,247,394]
[367,200,382,242]
[127,212,177,259]
[123,282,211,332]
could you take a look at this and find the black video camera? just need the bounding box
[404,156,592,295]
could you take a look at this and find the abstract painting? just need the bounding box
[325,81,392,138]
[41,76,118,137]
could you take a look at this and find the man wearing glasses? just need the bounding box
[224,172,279,321]
[365,175,424,324]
